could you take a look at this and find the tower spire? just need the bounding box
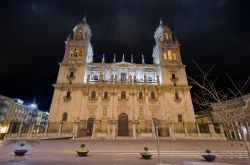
[113,53,116,63]
[131,54,134,63]
[142,54,145,64]
[83,16,87,23]
[122,53,125,62]
[159,18,163,26]
[102,53,105,63]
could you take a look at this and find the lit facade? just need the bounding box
[49,18,198,139]
[0,95,49,138]
[211,94,250,141]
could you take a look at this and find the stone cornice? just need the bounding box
[53,83,192,91]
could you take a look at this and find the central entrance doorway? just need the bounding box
[86,118,94,136]
[118,113,129,136]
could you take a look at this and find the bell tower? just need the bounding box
[152,20,186,85]
[63,17,93,65]
[49,17,94,122]
[56,17,94,84]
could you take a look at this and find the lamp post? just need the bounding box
[153,118,161,164]
[242,127,250,159]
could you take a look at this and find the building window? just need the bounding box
[175,92,180,101]
[139,92,143,99]
[164,33,169,40]
[151,92,156,99]
[177,114,183,122]
[172,74,176,79]
[168,50,173,60]
[69,72,74,78]
[94,75,98,81]
[62,113,68,121]
[173,53,177,60]
[164,52,167,60]
[91,91,96,99]
[66,91,71,99]
[121,91,126,99]
[148,77,153,82]
[104,91,108,99]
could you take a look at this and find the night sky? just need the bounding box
[0,0,250,111]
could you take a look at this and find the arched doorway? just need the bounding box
[118,113,129,136]
[86,118,94,136]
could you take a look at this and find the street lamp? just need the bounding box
[153,118,161,164]
[241,126,250,159]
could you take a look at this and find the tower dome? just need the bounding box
[73,17,92,41]
[154,19,172,42]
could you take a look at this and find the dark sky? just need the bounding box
[0,0,250,111]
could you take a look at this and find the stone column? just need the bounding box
[91,121,95,139]
[184,122,188,137]
[132,123,136,139]
[196,123,200,137]
[45,122,49,136]
[72,122,78,139]
[219,123,225,138]
[107,122,111,139]
[231,122,238,140]
[58,122,63,137]
[168,122,174,139]
[18,122,23,137]
[209,123,216,137]
[30,123,35,138]
[112,120,116,139]
[152,121,156,139]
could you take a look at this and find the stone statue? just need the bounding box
[87,75,90,82]
[129,75,132,84]
[156,75,160,84]
[133,75,136,83]
[99,72,104,82]
[114,75,118,83]
[110,74,114,82]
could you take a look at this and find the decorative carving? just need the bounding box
[103,108,107,116]
[133,75,137,83]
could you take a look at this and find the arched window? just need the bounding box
[66,91,71,99]
[104,91,108,99]
[167,50,173,60]
[91,91,96,99]
[69,72,74,78]
[139,92,143,99]
[62,112,68,121]
[171,74,176,80]
[151,92,155,99]
[173,53,177,60]
[177,114,183,122]
[163,52,167,60]
[121,91,126,99]
[175,92,180,100]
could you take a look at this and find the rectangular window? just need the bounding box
[94,75,98,81]
[164,53,167,60]
[168,50,172,60]
[173,53,177,60]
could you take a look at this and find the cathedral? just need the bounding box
[48,17,198,139]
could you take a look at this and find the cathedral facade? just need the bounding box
[49,18,198,139]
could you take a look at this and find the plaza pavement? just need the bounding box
[0,139,249,165]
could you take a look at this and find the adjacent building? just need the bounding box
[0,95,49,139]
[211,94,250,141]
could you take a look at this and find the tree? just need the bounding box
[188,61,250,158]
